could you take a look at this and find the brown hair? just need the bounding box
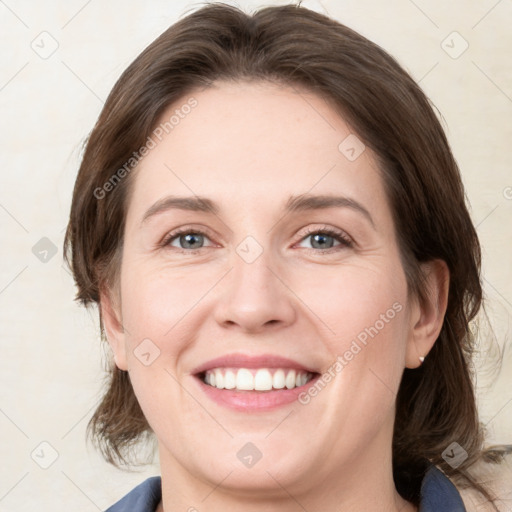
[64,2,511,507]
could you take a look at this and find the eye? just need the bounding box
[296,227,353,252]
[161,228,214,253]
[160,225,354,254]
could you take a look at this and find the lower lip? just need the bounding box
[194,374,320,412]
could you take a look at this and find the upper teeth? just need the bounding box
[204,368,313,391]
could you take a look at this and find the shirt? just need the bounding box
[104,464,467,511]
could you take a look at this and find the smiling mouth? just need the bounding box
[197,367,318,392]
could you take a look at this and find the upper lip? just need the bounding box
[191,353,318,375]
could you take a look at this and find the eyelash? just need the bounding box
[159,226,354,254]
[300,226,353,252]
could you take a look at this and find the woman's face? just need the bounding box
[105,80,423,497]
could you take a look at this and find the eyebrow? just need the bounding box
[141,193,375,229]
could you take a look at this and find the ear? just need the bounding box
[405,259,450,369]
[100,288,128,371]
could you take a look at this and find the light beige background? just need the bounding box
[0,0,511,510]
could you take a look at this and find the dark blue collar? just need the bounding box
[105,465,466,511]
[419,465,467,511]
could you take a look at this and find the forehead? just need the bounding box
[126,80,390,226]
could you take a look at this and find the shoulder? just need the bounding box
[105,476,162,512]
[420,465,467,511]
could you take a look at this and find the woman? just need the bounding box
[64,3,511,511]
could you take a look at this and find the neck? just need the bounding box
[156,424,418,512]
[155,484,418,512]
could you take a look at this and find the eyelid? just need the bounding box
[160,223,354,253]
[159,224,219,249]
[295,225,354,249]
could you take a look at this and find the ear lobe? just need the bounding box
[100,289,128,371]
[405,259,450,369]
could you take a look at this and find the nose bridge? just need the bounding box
[233,242,275,292]
[231,234,280,301]
[213,233,295,331]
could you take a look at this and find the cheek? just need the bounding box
[120,261,208,340]
[295,258,407,343]
[297,256,410,401]
[117,266,200,436]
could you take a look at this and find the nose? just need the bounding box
[213,248,296,334]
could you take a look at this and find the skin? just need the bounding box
[102,80,449,512]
